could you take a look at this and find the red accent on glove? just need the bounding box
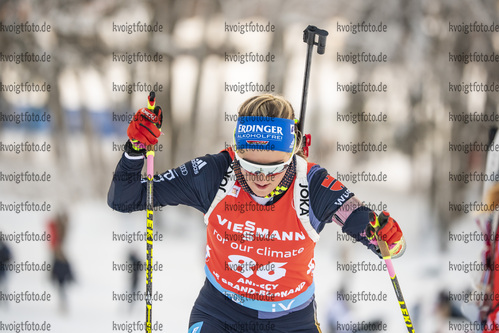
[127,107,162,146]
[376,211,403,245]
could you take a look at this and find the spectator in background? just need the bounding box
[48,211,74,313]
[0,236,11,308]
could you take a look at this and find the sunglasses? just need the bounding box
[234,151,293,176]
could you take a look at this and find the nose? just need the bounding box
[265,174,275,181]
[254,173,266,182]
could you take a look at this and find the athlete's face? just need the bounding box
[237,150,292,197]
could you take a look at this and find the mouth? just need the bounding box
[254,183,270,190]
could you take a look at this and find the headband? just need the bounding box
[234,116,295,152]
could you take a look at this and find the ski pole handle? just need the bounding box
[147,91,156,110]
[377,239,396,278]
[146,91,156,178]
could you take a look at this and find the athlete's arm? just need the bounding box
[107,148,232,213]
[108,98,232,214]
[307,164,405,258]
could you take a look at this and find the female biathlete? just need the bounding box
[108,94,406,332]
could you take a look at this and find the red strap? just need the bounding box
[303,134,312,158]
[221,146,236,160]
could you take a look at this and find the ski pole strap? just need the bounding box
[303,134,311,159]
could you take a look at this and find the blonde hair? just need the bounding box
[237,94,306,159]
[486,183,499,211]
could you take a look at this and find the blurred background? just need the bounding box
[0,0,497,331]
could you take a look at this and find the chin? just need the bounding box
[247,179,282,198]
[254,190,270,197]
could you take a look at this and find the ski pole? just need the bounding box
[376,234,416,332]
[145,91,156,333]
[298,25,328,157]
